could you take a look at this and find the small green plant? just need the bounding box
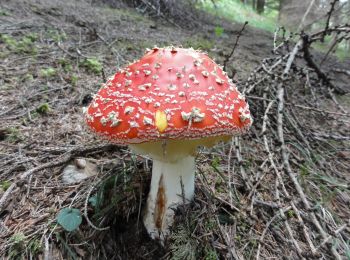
[57,208,82,232]
[204,219,216,230]
[64,63,73,72]
[0,180,11,191]
[184,37,214,51]
[36,103,51,114]
[218,211,235,225]
[201,0,278,32]
[81,58,103,74]
[300,164,309,177]
[211,156,220,168]
[4,127,22,143]
[47,29,67,43]
[214,178,225,193]
[23,73,34,82]
[204,248,218,260]
[235,235,242,242]
[25,33,38,42]
[0,34,16,46]
[18,35,38,54]
[214,26,224,37]
[58,58,69,66]
[287,210,295,218]
[27,238,42,256]
[70,74,78,87]
[58,58,73,72]
[40,67,56,78]
[10,233,25,246]
[0,33,38,54]
[8,232,26,259]
[170,223,197,260]
[29,111,39,120]
[0,9,10,16]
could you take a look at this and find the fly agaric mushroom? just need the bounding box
[85,47,252,240]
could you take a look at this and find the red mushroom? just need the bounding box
[85,47,252,240]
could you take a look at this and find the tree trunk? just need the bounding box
[256,0,265,14]
[252,0,256,10]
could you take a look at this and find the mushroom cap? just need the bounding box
[85,47,252,144]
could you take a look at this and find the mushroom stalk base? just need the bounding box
[143,156,195,241]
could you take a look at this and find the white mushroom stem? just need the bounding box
[143,156,195,240]
[129,136,230,241]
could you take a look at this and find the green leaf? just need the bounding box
[214,26,224,37]
[0,180,11,191]
[57,208,82,232]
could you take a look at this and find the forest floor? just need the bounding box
[0,0,349,259]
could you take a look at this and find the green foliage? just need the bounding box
[0,180,11,191]
[0,33,38,54]
[313,40,350,60]
[0,34,17,46]
[23,73,34,82]
[298,151,348,208]
[89,172,127,219]
[214,178,225,193]
[25,33,38,42]
[81,58,103,74]
[170,223,197,260]
[46,29,67,43]
[105,6,151,23]
[27,239,42,255]
[58,58,73,72]
[184,37,214,51]
[55,233,79,259]
[287,210,295,218]
[70,74,78,87]
[57,208,82,232]
[10,233,25,247]
[214,26,224,37]
[0,9,10,16]
[204,248,218,260]
[4,127,22,143]
[8,232,26,259]
[299,164,309,177]
[235,235,242,242]
[218,211,235,225]
[211,156,221,168]
[40,67,56,78]
[201,0,278,32]
[204,218,216,230]
[86,163,139,228]
[236,216,251,234]
[36,103,51,114]
[6,235,42,259]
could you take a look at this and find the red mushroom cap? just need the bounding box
[85,47,252,144]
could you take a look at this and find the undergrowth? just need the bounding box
[200,0,278,32]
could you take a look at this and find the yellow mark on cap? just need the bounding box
[155,110,168,133]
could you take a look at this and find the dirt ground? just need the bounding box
[1,0,349,259]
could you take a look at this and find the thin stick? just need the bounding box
[223,21,248,71]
